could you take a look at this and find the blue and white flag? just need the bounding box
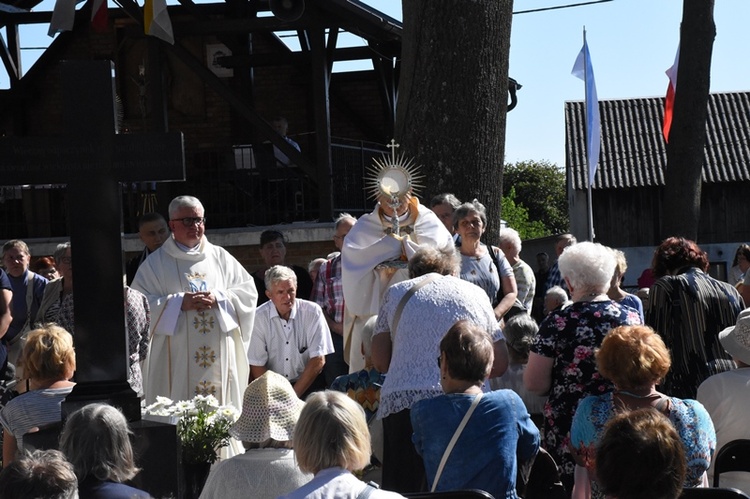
[571,35,601,187]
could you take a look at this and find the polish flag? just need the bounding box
[90,0,108,32]
[663,46,680,143]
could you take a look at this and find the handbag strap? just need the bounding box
[431,391,483,492]
[391,274,439,338]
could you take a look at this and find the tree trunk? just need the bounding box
[660,1,715,242]
[396,0,513,246]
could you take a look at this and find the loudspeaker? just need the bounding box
[270,0,305,22]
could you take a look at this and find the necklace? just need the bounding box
[616,389,660,399]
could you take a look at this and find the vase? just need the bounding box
[181,461,211,499]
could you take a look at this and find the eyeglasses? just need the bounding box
[172,217,206,227]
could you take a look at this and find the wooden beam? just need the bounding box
[308,27,334,221]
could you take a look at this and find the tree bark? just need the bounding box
[396,0,514,246]
[660,1,715,242]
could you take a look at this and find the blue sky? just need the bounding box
[375,0,750,167]
[6,0,748,168]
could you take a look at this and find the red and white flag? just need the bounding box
[663,46,680,143]
[90,0,108,32]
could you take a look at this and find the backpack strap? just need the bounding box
[356,481,380,499]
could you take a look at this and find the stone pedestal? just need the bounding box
[23,418,179,498]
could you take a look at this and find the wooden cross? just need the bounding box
[0,60,185,420]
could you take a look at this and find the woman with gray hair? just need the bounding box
[523,241,641,494]
[59,403,150,498]
[497,228,536,313]
[36,242,73,332]
[453,200,518,321]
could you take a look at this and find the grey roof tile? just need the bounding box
[565,92,750,190]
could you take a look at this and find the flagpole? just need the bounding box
[583,27,595,242]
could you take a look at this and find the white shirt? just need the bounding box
[279,467,404,499]
[199,448,311,499]
[248,299,334,382]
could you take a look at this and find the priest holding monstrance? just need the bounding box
[341,141,453,372]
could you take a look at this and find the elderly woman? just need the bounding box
[200,371,311,499]
[646,237,743,399]
[280,390,404,498]
[595,408,688,499]
[1,240,48,369]
[570,325,716,499]
[489,314,547,423]
[36,243,73,333]
[454,200,518,321]
[524,241,641,493]
[252,230,313,305]
[498,228,536,313]
[371,245,506,492]
[59,403,149,498]
[0,325,76,465]
[606,248,644,322]
[411,320,539,498]
[33,242,150,398]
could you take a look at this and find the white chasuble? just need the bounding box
[132,237,257,456]
[341,200,452,372]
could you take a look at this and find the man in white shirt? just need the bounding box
[248,265,334,399]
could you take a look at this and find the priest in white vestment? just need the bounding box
[132,196,257,456]
[341,195,452,372]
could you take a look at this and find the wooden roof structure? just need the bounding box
[0,0,402,232]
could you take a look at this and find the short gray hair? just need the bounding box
[498,228,522,254]
[334,213,357,230]
[558,241,615,295]
[168,195,204,218]
[545,286,568,305]
[503,314,538,361]
[452,200,487,231]
[60,403,139,484]
[53,242,71,265]
[264,265,297,290]
[430,193,461,209]
[408,245,460,278]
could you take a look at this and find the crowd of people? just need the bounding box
[0,188,748,499]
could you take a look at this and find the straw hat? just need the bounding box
[719,308,750,366]
[229,371,305,443]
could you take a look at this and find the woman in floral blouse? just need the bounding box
[570,325,716,499]
[524,241,641,494]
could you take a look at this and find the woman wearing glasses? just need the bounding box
[454,200,518,322]
[33,242,151,399]
[37,242,74,332]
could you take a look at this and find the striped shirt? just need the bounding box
[0,386,73,454]
[647,267,744,399]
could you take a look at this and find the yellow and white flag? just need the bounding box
[144,0,174,44]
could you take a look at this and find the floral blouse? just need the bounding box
[529,300,641,483]
[571,393,716,497]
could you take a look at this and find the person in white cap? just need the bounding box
[199,371,312,499]
[697,308,750,493]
